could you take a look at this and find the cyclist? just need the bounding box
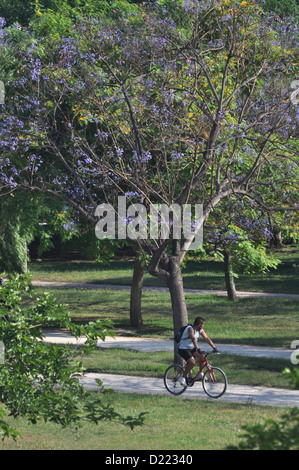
[178,316,218,387]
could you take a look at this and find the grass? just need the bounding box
[27,245,299,294]
[36,287,299,348]
[0,393,292,450]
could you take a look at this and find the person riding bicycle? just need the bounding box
[178,316,218,387]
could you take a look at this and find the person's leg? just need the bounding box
[192,350,205,379]
[178,349,195,387]
[183,356,196,378]
[193,350,205,364]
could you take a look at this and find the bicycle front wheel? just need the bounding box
[202,366,227,398]
[164,364,187,396]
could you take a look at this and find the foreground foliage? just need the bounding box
[0,276,146,440]
[228,408,299,450]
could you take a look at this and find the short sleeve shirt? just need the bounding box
[178,326,202,350]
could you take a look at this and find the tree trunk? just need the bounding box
[224,250,237,301]
[271,230,283,249]
[268,219,283,249]
[167,255,189,365]
[130,256,144,328]
[147,242,189,365]
[23,240,28,273]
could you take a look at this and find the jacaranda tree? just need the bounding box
[0,0,298,362]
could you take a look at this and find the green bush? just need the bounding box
[283,367,299,390]
[227,408,299,450]
[229,365,299,450]
[0,275,145,440]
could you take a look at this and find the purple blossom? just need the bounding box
[132,150,152,163]
[94,130,109,141]
[171,151,185,160]
[63,221,75,231]
[125,191,142,198]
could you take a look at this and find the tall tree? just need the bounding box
[0,1,298,361]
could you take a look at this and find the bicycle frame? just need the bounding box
[190,353,216,382]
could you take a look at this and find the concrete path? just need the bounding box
[32,280,299,299]
[80,373,299,408]
[42,328,293,360]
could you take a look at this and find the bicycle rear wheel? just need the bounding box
[202,366,227,398]
[164,364,187,395]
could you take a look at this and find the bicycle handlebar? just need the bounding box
[201,349,220,357]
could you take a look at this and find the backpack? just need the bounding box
[174,324,190,344]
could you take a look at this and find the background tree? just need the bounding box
[0,199,27,274]
[204,198,281,300]
[0,191,83,274]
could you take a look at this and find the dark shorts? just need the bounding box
[178,348,205,361]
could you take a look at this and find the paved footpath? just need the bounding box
[80,373,299,408]
[43,328,293,360]
[42,329,299,408]
[32,280,299,300]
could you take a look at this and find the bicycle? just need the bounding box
[163,351,227,399]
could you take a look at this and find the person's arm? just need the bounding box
[200,329,217,350]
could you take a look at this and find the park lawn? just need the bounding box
[0,393,292,450]
[27,245,299,294]
[36,287,299,348]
